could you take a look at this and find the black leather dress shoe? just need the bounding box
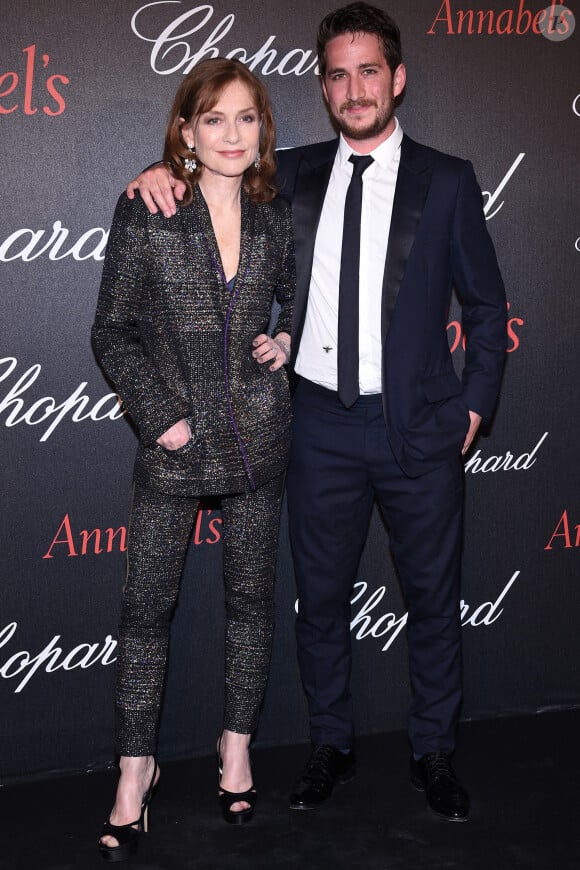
[289,744,355,810]
[410,752,469,822]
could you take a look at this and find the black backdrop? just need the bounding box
[1,0,579,782]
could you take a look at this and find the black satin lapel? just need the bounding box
[381,163,432,341]
[292,159,334,322]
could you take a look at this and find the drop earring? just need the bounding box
[253,153,261,172]
[184,144,197,172]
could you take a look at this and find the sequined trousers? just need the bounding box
[115,475,284,756]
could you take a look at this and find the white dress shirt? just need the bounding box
[295,118,403,394]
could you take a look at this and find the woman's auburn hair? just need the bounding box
[163,58,278,205]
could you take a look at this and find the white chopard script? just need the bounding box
[131,2,318,76]
[4,573,520,691]
[482,153,525,220]
[349,571,520,651]
[0,622,117,694]
[294,571,521,653]
[465,433,548,473]
[0,221,108,262]
[0,357,124,442]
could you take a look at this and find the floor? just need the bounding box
[2,709,578,869]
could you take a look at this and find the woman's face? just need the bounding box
[181,79,261,181]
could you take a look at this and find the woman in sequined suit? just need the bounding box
[92,59,294,857]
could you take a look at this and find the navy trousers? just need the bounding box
[286,378,464,756]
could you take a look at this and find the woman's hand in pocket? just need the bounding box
[156,419,192,451]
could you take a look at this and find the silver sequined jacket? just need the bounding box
[92,186,295,496]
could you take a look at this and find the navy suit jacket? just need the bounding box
[276,134,507,478]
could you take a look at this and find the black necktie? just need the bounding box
[337,154,373,408]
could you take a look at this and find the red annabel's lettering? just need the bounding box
[506,303,524,352]
[447,301,523,354]
[42,510,222,558]
[0,45,69,116]
[427,0,565,35]
[193,509,223,545]
[42,514,127,559]
[544,510,580,550]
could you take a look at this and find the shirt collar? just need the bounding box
[338,117,403,171]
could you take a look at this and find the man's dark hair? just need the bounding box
[317,2,402,77]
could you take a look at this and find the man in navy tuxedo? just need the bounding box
[127,2,506,823]
[277,3,505,822]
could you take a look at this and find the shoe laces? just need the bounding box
[305,744,339,782]
[424,752,456,782]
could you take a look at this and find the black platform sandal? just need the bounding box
[217,737,256,824]
[218,786,257,825]
[98,760,158,862]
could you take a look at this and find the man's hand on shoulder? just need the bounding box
[126,164,185,218]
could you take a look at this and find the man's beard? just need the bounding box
[335,98,394,141]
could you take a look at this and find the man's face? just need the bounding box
[321,32,406,151]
